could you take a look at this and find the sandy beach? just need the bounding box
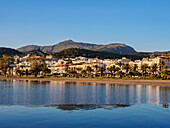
[0,77,170,86]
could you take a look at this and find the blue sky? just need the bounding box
[0,0,170,52]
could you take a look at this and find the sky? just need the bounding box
[0,0,170,52]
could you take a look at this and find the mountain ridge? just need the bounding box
[17,40,137,54]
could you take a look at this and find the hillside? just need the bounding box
[17,40,136,54]
[0,47,22,57]
[23,48,47,56]
[52,48,122,59]
[1,46,167,60]
[52,48,150,60]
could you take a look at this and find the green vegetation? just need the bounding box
[28,55,50,77]
[0,55,14,76]
[52,48,122,59]
[0,47,22,57]
[52,48,157,60]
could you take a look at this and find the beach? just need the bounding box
[0,77,170,86]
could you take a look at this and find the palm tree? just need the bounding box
[81,69,87,77]
[117,70,124,78]
[107,67,113,77]
[159,60,165,71]
[141,65,145,77]
[20,65,24,76]
[133,64,138,72]
[141,64,148,77]
[132,64,138,76]
[99,67,105,77]
[116,61,123,69]
[162,52,169,68]
[94,65,99,75]
[107,65,117,77]
[41,63,49,76]
[0,55,14,76]
[161,69,170,79]
[124,64,130,73]
[26,69,29,77]
[65,63,69,72]
[28,54,44,77]
[67,70,77,77]
[112,65,118,77]
[151,63,158,75]
[16,68,22,76]
[86,66,93,77]
[129,71,134,78]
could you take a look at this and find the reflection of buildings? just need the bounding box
[0,80,170,108]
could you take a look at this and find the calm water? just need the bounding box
[0,80,170,128]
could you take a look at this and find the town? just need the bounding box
[0,52,170,79]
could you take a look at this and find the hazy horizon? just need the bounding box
[0,0,170,52]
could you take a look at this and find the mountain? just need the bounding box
[0,47,22,57]
[17,40,136,54]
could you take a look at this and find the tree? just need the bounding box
[20,65,24,76]
[41,63,49,75]
[141,64,148,77]
[67,58,72,64]
[81,69,87,77]
[26,69,29,77]
[129,71,134,77]
[29,55,49,77]
[107,65,117,77]
[107,67,113,77]
[117,70,124,78]
[16,68,22,76]
[162,52,169,58]
[67,70,77,77]
[116,61,123,68]
[94,65,99,75]
[133,64,138,72]
[131,64,138,76]
[151,63,158,75]
[65,63,69,72]
[159,60,165,71]
[0,55,14,76]
[99,67,105,77]
[112,65,118,77]
[161,69,170,79]
[30,61,42,77]
[124,64,130,73]
[86,66,93,77]
[162,52,169,68]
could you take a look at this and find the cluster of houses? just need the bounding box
[12,54,170,76]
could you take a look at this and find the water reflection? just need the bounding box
[45,104,130,111]
[0,80,170,109]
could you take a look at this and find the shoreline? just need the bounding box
[0,77,170,86]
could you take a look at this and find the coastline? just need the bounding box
[0,77,170,86]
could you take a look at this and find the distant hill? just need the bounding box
[23,48,47,56]
[129,51,170,59]
[52,48,122,59]
[1,46,168,60]
[17,40,137,54]
[52,48,152,60]
[0,47,22,57]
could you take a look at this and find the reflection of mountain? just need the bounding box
[45,104,130,111]
[0,80,170,108]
